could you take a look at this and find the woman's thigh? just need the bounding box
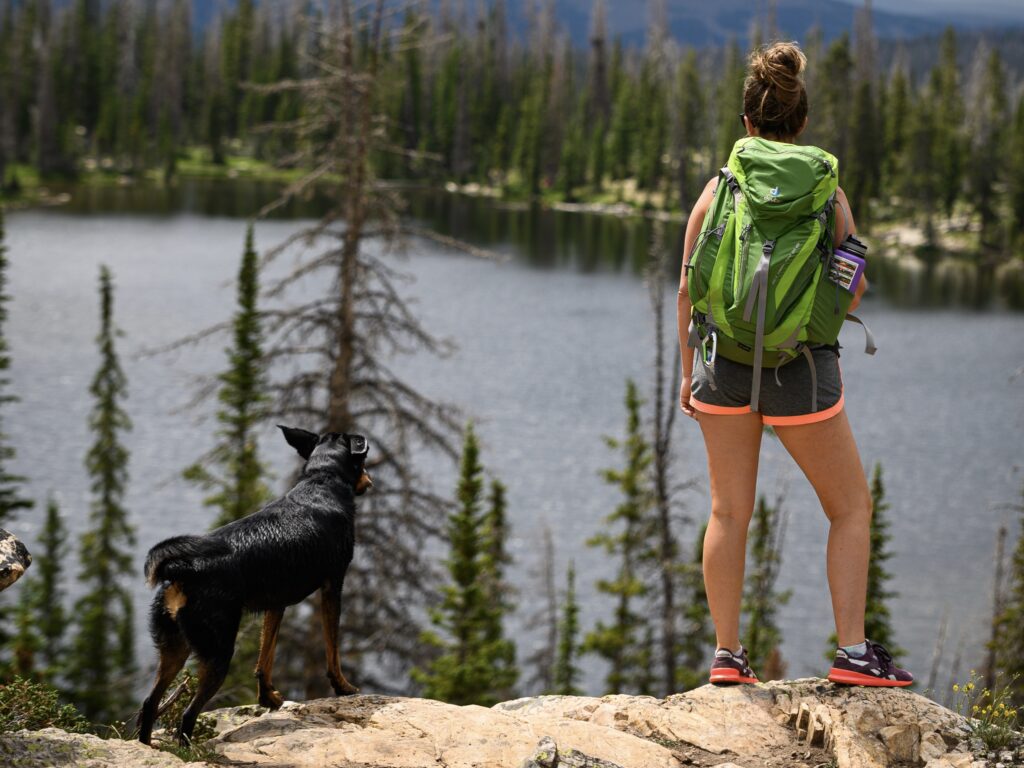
[697,411,764,519]
[772,409,871,517]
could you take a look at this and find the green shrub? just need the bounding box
[0,677,89,733]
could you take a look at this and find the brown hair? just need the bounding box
[743,41,808,140]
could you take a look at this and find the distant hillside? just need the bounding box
[186,1,1023,49]
[497,0,948,47]
[876,27,1024,86]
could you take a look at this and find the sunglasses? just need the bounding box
[739,112,746,127]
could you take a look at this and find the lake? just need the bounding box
[3,178,1023,702]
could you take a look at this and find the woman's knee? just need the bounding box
[822,490,872,525]
[709,496,755,526]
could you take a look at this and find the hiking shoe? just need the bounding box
[710,646,759,685]
[827,641,913,687]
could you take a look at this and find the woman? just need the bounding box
[676,41,912,687]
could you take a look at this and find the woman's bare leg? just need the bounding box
[773,409,872,647]
[698,411,764,651]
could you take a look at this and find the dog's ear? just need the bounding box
[278,425,320,460]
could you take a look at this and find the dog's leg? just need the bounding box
[321,586,359,695]
[255,608,285,709]
[138,638,190,745]
[177,601,240,745]
[178,655,231,746]
[139,594,190,745]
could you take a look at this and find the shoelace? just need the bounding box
[869,641,894,670]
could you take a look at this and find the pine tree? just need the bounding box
[846,77,881,220]
[0,205,33,665]
[68,265,136,725]
[883,62,910,190]
[587,0,610,127]
[11,498,69,685]
[864,464,902,652]
[183,224,271,528]
[182,225,271,705]
[845,0,882,220]
[932,28,965,221]
[715,39,744,166]
[11,575,39,677]
[966,46,1007,251]
[584,380,653,695]
[817,34,853,166]
[742,495,791,676]
[994,480,1024,707]
[904,85,939,236]
[0,208,32,527]
[413,424,516,705]
[675,50,705,211]
[677,522,713,691]
[607,71,636,183]
[480,478,517,701]
[1009,94,1024,247]
[552,560,581,696]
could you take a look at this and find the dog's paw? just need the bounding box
[258,689,284,710]
[327,673,360,696]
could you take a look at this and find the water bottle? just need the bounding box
[829,234,867,293]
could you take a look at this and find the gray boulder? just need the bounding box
[0,527,31,591]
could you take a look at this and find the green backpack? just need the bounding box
[686,136,876,413]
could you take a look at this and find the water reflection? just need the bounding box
[872,250,1023,310]
[39,177,1023,309]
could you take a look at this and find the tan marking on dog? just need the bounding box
[355,471,373,495]
[164,583,187,619]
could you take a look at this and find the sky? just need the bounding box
[846,0,1024,24]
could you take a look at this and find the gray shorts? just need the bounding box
[690,346,844,425]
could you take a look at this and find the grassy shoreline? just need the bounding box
[3,149,1021,264]
[1,148,689,220]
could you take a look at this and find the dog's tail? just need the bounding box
[144,535,232,587]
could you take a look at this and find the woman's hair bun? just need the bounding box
[748,41,806,91]
[743,41,808,139]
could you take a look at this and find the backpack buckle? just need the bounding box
[702,329,718,365]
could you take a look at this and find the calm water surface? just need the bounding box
[4,180,1023,699]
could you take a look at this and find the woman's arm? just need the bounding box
[834,186,868,311]
[677,178,718,418]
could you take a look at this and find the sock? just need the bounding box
[716,647,742,658]
[841,641,868,658]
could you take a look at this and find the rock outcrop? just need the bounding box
[0,527,31,591]
[3,680,1021,768]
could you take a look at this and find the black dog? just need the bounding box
[137,426,372,745]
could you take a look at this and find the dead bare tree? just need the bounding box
[644,221,695,697]
[245,0,497,696]
[982,525,1008,688]
[523,524,558,694]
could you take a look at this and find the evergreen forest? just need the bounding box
[0,0,1023,263]
[0,0,1021,754]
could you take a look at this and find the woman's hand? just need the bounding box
[680,376,697,419]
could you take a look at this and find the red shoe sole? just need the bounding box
[710,669,759,684]
[827,668,913,687]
